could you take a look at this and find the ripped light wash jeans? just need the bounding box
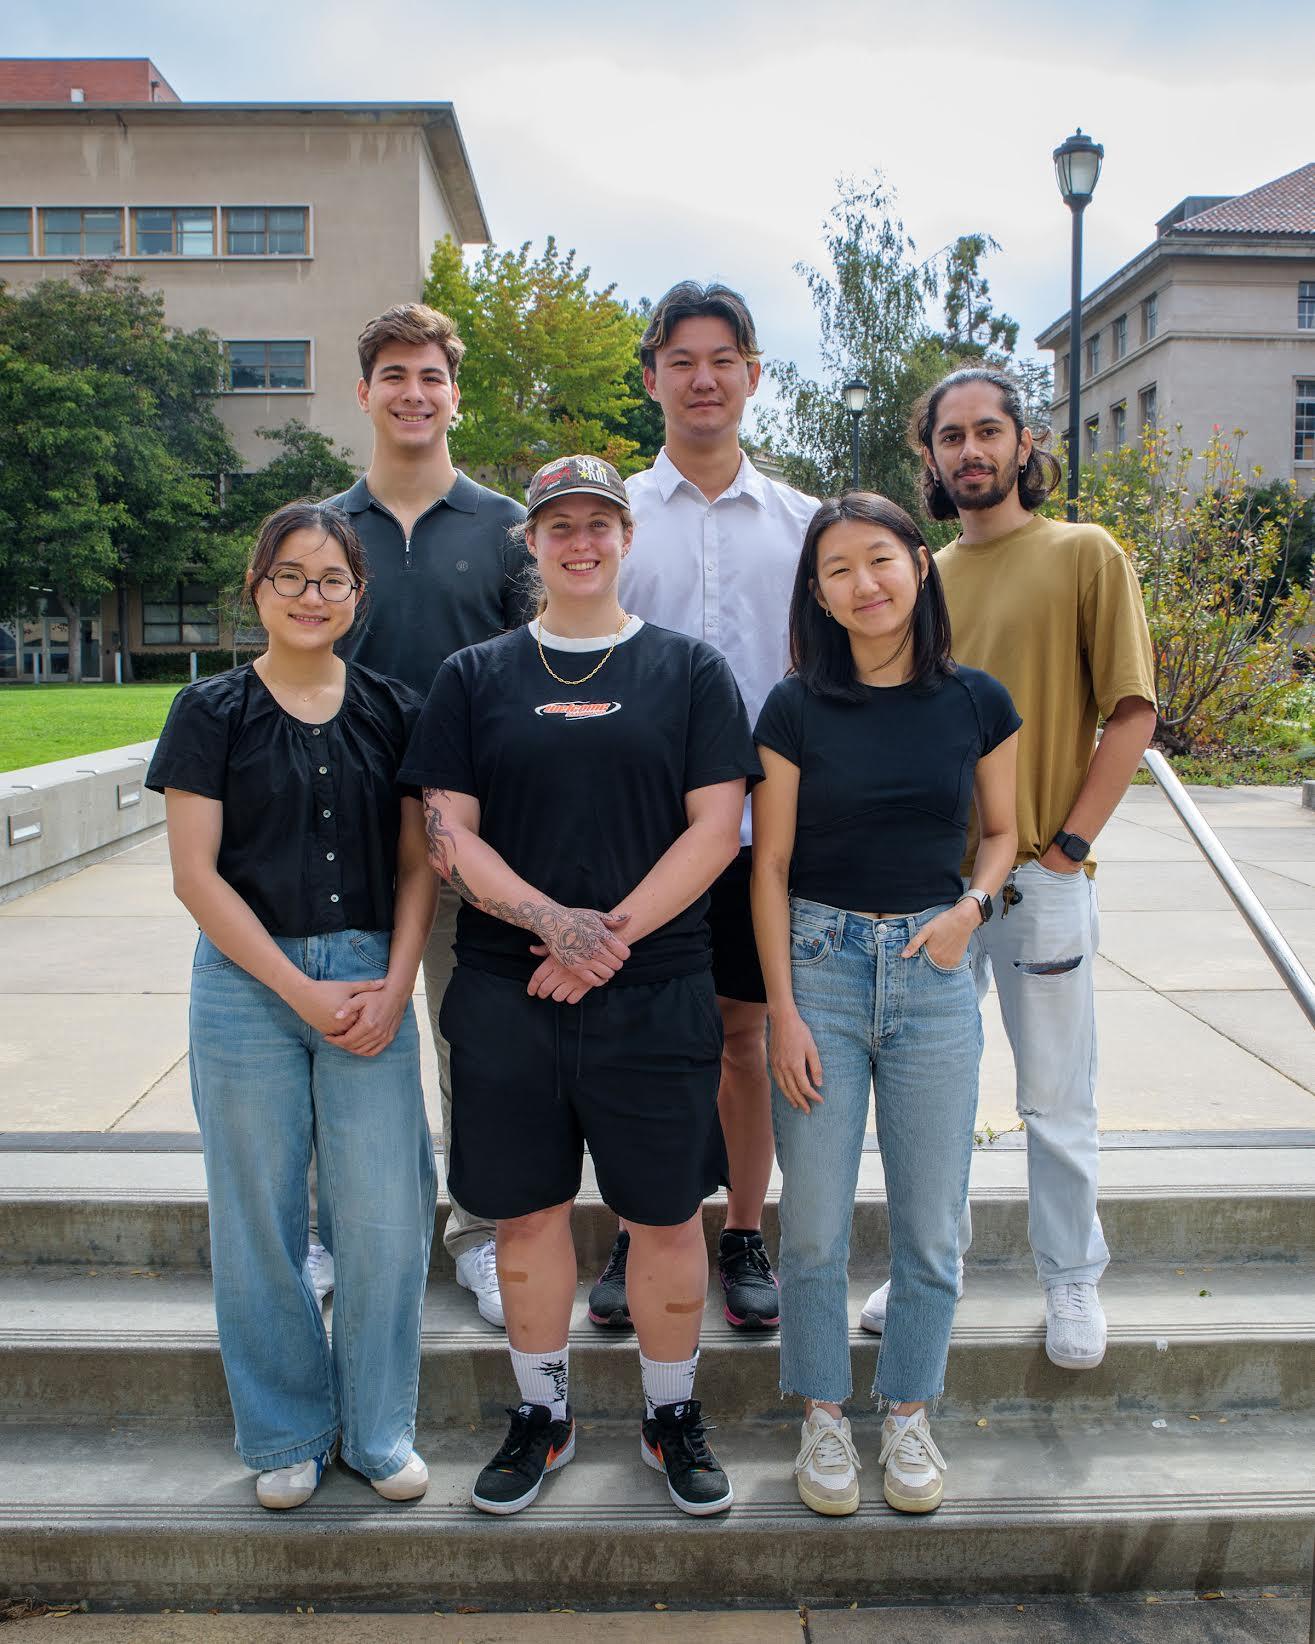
[189,928,437,1478]
[772,899,981,1407]
[964,858,1109,1288]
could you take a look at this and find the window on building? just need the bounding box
[1111,401,1127,449]
[1087,333,1102,375]
[1139,383,1158,432]
[142,582,219,646]
[1300,282,1315,330]
[225,341,310,391]
[223,207,308,255]
[1085,416,1100,459]
[1142,291,1158,342]
[0,208,32,256]
[1296,380,1315,462]
[1113,314,1128,359]
[41,207,123,256]
[132,207,215,256]
[1058,354,1069,396]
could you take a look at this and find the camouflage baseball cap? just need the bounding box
[525,453,628,516]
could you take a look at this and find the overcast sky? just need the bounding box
[4,0,1310,424]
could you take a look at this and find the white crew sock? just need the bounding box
[640,1349,699,1419]
[509,1344,570,1421]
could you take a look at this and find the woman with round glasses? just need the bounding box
[147,500,437,1511]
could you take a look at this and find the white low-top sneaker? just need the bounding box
[793,1407,861,1516]
[371,1450,429,1501]
[256,1450,330,1510]
[456,1238,505,1328]
[305,1241,335,1304]
[879,1410,946,1514]
[860,1259,964,1335]
[1044,1281,1107,1369]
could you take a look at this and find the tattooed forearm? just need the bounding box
[422,790,457,881]
[448,865,613,967]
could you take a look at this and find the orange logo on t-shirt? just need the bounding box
[533,701,622,721]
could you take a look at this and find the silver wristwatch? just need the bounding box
[957,888,993,924]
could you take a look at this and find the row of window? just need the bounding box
[0,205,309,258]
[1084,380,1315,463]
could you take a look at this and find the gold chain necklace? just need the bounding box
[535,610,630,687]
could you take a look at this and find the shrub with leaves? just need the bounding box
[1074,426,1310,754]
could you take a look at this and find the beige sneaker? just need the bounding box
[879,1410,945,1514]
[371,1450,429,1501]
[793,1408,861,1516]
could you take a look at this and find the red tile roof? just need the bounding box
[1175,163,1315,234]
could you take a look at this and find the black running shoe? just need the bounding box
[718,1229,780,1330]
[587,1230,633,1328]
[470,1403,575,1516]
[641,1399,733,1516]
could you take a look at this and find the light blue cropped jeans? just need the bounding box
[189,928,436,1478]
[772,898,982,1407]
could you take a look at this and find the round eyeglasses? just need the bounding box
[264,568,360,602]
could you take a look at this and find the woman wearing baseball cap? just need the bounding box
[399,454,760,1518]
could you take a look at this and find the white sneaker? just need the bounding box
[879,1410,945,1514]
[793,1408,861,1516]
[456,1238,505,1328]
[371,1449,429,1502]
[860,1259,964,1334]
[256,1450,330,1510]
[305,1241,335,1304]
[1044,1281,1107,1369]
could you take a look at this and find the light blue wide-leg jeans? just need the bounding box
[772,899,982,1406]
[189,928,437,1477]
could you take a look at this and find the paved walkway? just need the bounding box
[1,783,1312,1140]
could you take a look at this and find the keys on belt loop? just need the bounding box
[1001,878,1023,919]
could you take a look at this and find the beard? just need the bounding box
[941,462,1019,513]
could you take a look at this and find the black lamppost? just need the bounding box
[842,378,869,491]
[1053,129,1104,521]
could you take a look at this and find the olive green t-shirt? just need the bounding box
[936,513,1156,875]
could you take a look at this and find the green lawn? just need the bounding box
[0,683,184,774]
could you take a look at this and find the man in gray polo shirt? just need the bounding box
[326,302,528,1326]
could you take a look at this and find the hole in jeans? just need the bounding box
[1013,957,1082,976]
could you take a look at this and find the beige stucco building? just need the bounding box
[0,61,490,679]
[1038,164,1315,497]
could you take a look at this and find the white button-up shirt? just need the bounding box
[622,448,818,842]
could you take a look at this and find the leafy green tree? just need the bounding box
[599,303,664,467]
[937,234,1019,360]
[0,264,237,680]
[1014,357,1055,434]
[424,236,643,495]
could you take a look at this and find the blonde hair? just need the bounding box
[357,303,466,383]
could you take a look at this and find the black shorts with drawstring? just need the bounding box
[440,964,728,1227]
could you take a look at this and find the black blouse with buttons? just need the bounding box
[146,663,423,938]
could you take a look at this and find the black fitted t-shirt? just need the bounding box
[398,622,762,985]
[146,663,423,937]
[754,666,1020,914]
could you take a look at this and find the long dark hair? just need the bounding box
[910,366,1062,521]
[789,493,953,702]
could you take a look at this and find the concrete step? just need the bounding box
[3,1148,1313,1270]
[1,1414,1311,1607]
[4,1260,1311,1423]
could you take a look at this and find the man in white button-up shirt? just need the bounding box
[585,282,817,1335]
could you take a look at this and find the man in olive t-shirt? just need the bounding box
[874,366,1156,1373]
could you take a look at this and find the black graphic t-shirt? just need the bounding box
[399,620,761,984]
[754,666,1020,914]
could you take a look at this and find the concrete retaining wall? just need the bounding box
[0,741,163,904]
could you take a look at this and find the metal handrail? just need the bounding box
[1141,749,1315,1031]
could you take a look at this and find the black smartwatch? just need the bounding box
[1052,828,1091,863]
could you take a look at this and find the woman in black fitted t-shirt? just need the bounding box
[751,492,1019,1520]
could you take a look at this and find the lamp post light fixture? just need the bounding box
[842,378,869,491]
[1053,128,1104,522]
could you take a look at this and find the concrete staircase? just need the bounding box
[2,1146,1313,1609]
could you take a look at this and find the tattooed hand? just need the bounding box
[447,861,631,987]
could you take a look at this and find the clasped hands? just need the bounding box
[525,905,632,1005]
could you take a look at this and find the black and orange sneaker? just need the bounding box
[587,1231,633,1328]
[470,1403,575,1516]
[640,1399,733,1516]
